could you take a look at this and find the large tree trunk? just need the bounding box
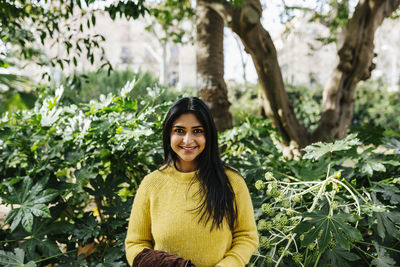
[312,0,400,142]
[196,0,232,132]
[207,0,309,156]
[208,0,399,153]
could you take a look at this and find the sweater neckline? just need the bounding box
[166,164,198,183]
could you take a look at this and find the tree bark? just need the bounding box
[312,0,400,142]
[196,0,232,132]
[208,0,309,155]
[208,0,399,154]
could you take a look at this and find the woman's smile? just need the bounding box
[180,146,198,151]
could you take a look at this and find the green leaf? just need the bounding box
[372,182,400,204]
[375,211,400,240]
[72,215,100,244]
[287,158,328,181]
[370,193,400,240]
[303,134,359,160]
[19,220,66,260]
[21,212,33,233]
[293,211,362,253]
[371,243,396,267]
[1,177,58,232]
[322,246,360,267]
[349,124,385,146]
[0,248,36,267]
[357,157,387,177]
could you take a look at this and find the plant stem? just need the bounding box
[309,179,328,212]
[313,253,321,267]
[342,179,372,207]
[354,240,400,254]
[274,170,302,182]
[275,234,295,267]
[330,177,361,216]
[34,249,78,263]
[303,248,309,266]
[352,243,375,258]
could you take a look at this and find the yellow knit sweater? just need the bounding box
[125,165,259,267]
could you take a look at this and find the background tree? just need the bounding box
[196,0,233,131]
[202,0,400,155]
[0,0,146,114]
[144,0,194,85]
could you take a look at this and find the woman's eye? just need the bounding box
[174,129,184,133]
[194,129,204,134]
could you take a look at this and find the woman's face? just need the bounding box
[170,113,206,172]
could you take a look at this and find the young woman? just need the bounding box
[125,97,258,267]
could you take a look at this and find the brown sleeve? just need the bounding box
[132,248,195,267]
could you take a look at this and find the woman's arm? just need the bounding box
[125,177,154,266]
[216,172,259,267]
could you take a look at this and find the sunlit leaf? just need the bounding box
[303,134,359,160]
[0,248,36,267]
[371,243,396,267]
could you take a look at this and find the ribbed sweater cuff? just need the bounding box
[216,256,242,267]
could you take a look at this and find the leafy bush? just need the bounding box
[1,81,400,266]
[227,81,260,126]
[228,79,400,132]
[0,83,170,265]
[53,68,182,108]
[286,84,322,132]
[221,121,400,266]
[353,79,400,130]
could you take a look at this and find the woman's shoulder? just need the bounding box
[224,165,242,178]
[224,166,247,187]
[138,165,170,190]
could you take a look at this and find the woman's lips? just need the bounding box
[180,146,197,151]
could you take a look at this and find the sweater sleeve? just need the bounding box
[217,172,259,267]
[125,176,154,266]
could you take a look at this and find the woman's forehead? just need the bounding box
[172,113,203,127]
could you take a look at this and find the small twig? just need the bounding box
[275,234,295,267]
[354,240,400,254]
[308,179,329,212]
[313,252,322,267]
[35,249,78,263]
[342,179,373,207]
[330,177,361,216]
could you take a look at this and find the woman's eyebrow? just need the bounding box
[172,125,203,128]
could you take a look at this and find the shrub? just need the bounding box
[0,83,170,265]
[52,68,183,108]
[221,121,400,266]
[1,81,400,266]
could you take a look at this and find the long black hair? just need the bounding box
[162,97,237,230]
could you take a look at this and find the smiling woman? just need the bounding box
[125,97,258,267]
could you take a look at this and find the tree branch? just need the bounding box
[208,0,310,156]
[313,0,400,141]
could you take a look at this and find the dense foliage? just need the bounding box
[0,83,168,265]
[54,69,177,106]
[222,119,400,266]
[1,83,400,266]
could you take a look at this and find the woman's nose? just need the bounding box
[183,133,193,143]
